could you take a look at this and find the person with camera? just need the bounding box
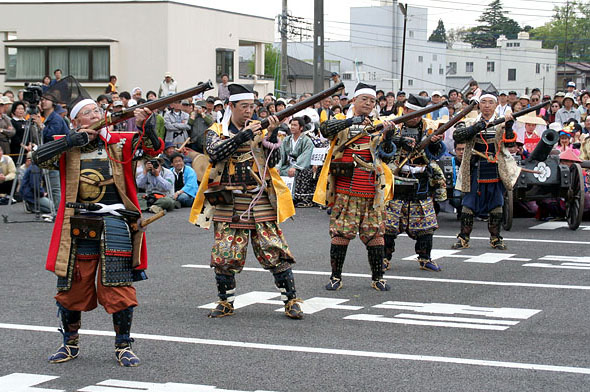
[278,117,314,207]
[169,152,198,208]
[189,83,303,320]
[187,100,214,153]
[32,88,70,209]
[0,96,16,154]
[33,78,164,367]
[136,157,175,213]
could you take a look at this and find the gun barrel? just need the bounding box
[527,128,559,162]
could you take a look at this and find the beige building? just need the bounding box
[0,1,275,99]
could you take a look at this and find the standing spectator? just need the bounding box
[468,80,482,99]
[11,101,41,154]
[566,81,576,95]
[543,101,561,124]
[495,92,512,117]
[0,145,16,196]
[430,91,449,120]
[42,76,52,93]
[218,73,230,101]
[0,97,16,154]
[32,92,69,208]
[119,91,131,108]
[519,94,531,108]
[169,152,198,208]
[332,94,341,107]
[164,101,190,146]
[3,91,15,102]
[158,72,177,97]
[582,116,590,135]
[188,101,213,153]
[556,93,581,125]
[448,89,459,106]
[131,87,142,101]
[317,96,333,123]
[507,90,518,106]
[578,91,590,117]
[49,69,62,87]
[146,90,157,101]
[213,100,224,123]
[380,92,396,116]
[554,91,565,105]
[136,159,175,213]
[105,75,117,94]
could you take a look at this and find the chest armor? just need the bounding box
[77,148,123,205]
[220,142,257,186]
[401,126,422,143]
[348,124,364,138]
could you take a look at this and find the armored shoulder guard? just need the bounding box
[206,131,242,164]
[320,116,364,138]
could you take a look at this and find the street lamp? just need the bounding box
[399,3,407,91]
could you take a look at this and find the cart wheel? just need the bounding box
[502,190,513,231]
[566,163,585,230]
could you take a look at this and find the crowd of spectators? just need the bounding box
[1,71,589,225]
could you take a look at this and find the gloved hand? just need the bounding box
[400,137,415,152]
[234,128,254,144]
[346,115,365,127]
[66,131,89,148]
[474,120,487,132]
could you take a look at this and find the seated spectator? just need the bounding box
[20,156,52,214]
[136,158,175,213]
[169,152,198,208]
[159,142,177,169]
[430,91,449,120]
[0,145,16,196]
[556,128,580,155]
[278,117,315,207]
[164,101,190,146]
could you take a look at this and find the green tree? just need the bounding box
[263,44,281,93]
[531,1,590,62]
[429,19,447,43]
[465,0,522,47]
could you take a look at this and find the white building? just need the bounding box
[446,32,558,96]
[0,1,275,98]
[286,2,447,95]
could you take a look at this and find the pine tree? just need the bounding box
[429,19,447,43]
[465,0,522,48]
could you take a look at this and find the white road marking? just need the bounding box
[198,292,364,315]
[540,255,590,264]
[523,263,590,270]
[392,314,519,325]
[529,222,590,231]
[0,373,63,392]
[524,255,590,270]
[372,302,540,319]
[79,379,275,392]
[344,314,510,331]
[416,233,590,245]
[402,251,531,264]
[1,323,590,375]
[182,264,590,291]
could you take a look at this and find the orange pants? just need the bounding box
[55,257,137,314]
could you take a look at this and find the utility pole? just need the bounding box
[313,0,324,94]
[563,0,570,89]
[399,3,408,91]
[280,0,288,97]
[392,0,397,93]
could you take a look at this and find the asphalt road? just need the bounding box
[1,203,589,391]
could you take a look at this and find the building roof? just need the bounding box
[559,62,590,72]
[286,56,331,80]
[0,1,274,21]
[446,76,497,94]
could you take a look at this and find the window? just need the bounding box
[432,54,437,61]
[238,42,256,79]
[409,30,414,38]
[487,61,495,72]
[507,43,512,47]
[515,42,520,47]
[418,56,423,63]
[536,63,540,74]
[439,66,444,75]
[448,62,457,75]
[6,45,109,82]
[508,68,516,81]
[342,73,352,80]
[466,62,474,72]
[216,48,234,82]
[408,79,414,86]
[428,65,432,75]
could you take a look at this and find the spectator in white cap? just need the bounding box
[429,91,449,120]
[519,94,530,108]
[213,100,224,123]
[567,81,576,95]
[131,87,142,101]
[556,93,581,125]
[495,91,512,117]
[158,72,177,97]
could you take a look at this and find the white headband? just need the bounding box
[353,88,376,98]
[480,94,497,102]
[70,99,97,119]
[405,102,423,111]
[229,93,254,102]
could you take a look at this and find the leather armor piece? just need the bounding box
[454,121,486,143]
[273,269,297,303]
[329,243,348,279]
[33,135,75,165]
[367,245,385,281]
[415,233,433,260]
[207,132,247,164]
[215,273,237,302]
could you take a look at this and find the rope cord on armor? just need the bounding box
[101,107,147,165]
[478,129,499,164]
[239,136,278,222]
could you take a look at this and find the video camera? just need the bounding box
[23,82,44,106]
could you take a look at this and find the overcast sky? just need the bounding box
[3,0,564,38]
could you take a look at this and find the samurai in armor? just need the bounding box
[189,84,303,320]
[384,94,447,272]
[313,83,396,291]
[33,77,164,367]
[452,92,519,250]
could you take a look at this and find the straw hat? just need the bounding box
[559,149,582,163]
[516,111,546,126]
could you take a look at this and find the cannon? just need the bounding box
[502,129,586,231]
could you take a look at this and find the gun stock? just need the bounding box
[89,80,215,130]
